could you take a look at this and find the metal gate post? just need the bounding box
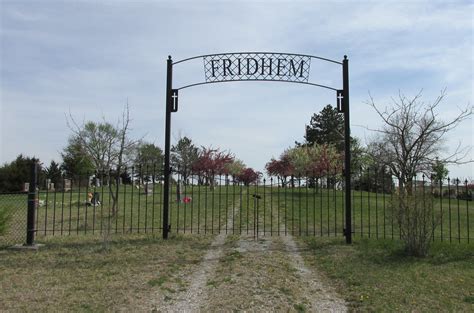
[343,55,352,244]
[26,161,38,245]
[163,56,173,239]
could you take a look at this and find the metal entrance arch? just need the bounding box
[163,52,352,243]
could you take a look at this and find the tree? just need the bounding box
[134,142,163,183]
[135,142,163,166]
[304,104,344,151]
[286,144,342,178]
[237,168,261,186]
[67,121,118,171]
[303,104,364,170]
[67,104,137,215]
[44,160,62,187]
[0,155,40,192]
[368,90,472,256]
[191,147,234,187]
[430,158,449,182]
[61,137,95,177]
[367,90,472,194]
[171,136,199,184]
[225,159,246,183]
[265,152,294,187]
[353,165,394,194]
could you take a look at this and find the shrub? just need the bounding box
[391,192,441,257]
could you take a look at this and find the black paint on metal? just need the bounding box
[177,79,338,92]
[26,161,37,246]
[163,56,173,239]
[173,51,342,66]
[343,56,352,244]
[162,52,352,243]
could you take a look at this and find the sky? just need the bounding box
[1,0,473,179]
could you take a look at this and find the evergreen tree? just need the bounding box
[304,104,344,151]
[171,136,199,184]
[44,160,62,186]
[0,154,41,192]
[430,158,449,182]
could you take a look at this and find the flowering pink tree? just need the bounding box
[306,144,343,177]
[265,152,294,187]
[237,168,262,186]
[192,147,234,188]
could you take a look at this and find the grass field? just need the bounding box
[300,237,474,311]
[1,233,472,311]
[1,183,472,311]
[0,183,472,248]
[0,234,213,312]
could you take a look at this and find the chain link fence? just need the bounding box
[0,192,27,248]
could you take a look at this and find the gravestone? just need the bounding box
[63,179,71,192]
[23,182,29,192]
[45,179,55,191]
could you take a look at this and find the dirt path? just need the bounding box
[152,227,347,312]
[280,232,347,312]
[152,201,239,312]
[149,193,346,312]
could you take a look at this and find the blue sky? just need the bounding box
[1,0,472,179]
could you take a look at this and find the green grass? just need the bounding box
[0,206,12,235]
[0,193,27,247]
[300,237,474,311]
[0,184,472,248]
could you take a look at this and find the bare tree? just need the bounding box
[367,89,472,194]
[66,103,138,215]
[367,90,472,256]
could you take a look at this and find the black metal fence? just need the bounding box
[0,163,472,248]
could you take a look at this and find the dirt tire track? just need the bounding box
[280,232,347,312]
[152,200,240,312]
[150,197,347,312]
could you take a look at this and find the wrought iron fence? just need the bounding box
[0,163,472,248]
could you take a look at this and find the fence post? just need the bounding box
[26,161,38,246]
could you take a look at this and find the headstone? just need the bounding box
[45,179,55,191]
[63,179,72,192]
[23,182,30,192]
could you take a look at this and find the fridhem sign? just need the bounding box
[204,53,310,82]
[163,52,352,243]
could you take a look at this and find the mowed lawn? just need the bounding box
[1,183,473,311]
[1,184,472,247]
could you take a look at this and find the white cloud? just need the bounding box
[1,0,472,177]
